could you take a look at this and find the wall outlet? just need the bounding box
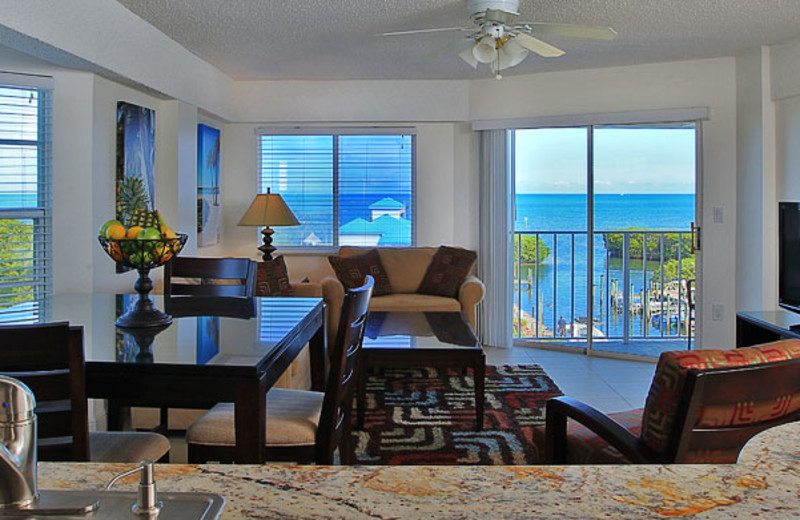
[712,304,724,321]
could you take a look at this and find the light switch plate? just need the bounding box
[712,304,724,321]
[713,207,724,223]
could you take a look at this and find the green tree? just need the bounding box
[0,219,35,309]
[603,228,692,261]
[514,235,551,264]
[653,255,695,284]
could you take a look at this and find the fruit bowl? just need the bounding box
[98,234,188,328]
[98,234,188,271]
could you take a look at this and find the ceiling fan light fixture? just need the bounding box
[458,47,479,69]
[472,36,496,63]
[497,38,529,70]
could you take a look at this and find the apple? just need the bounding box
[99,219,123,237]
[137,227,162,240]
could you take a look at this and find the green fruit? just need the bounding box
[137,227,161,240]
[129,251,153,267]
[99,219,123,237]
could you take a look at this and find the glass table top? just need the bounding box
[363,311,480,350]
[6,293,323,368]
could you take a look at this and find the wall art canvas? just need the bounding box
[197,124,221,247]
[116,101,156,272]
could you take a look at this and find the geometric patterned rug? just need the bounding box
[352,365,562,465]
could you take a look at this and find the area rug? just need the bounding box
[352,364,562,465]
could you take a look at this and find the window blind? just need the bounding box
[258,130,415,249]
[0,84,52,322]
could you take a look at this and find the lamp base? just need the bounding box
[258,226,276,261]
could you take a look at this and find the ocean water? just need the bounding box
[514,194,695,339]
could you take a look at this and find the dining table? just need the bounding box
[20,292,327,464]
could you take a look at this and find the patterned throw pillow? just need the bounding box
[328,249,392,296]
[255,256,293,297]
[417,246,477,298]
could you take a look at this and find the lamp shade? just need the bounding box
[237,190,300,228]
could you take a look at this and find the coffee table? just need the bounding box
[357,311,485,431]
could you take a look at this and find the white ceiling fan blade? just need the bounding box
[524,23,617,40]
[514,33,565,58]
[378,27,471,37]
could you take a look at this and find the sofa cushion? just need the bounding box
[417,246,478,298]
[640,339,800,459]
[329,248,392,296]
[255,256,293,297]
[369,293,461,312]
[340,246,437,294]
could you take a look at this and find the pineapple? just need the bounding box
[117,176,157,228]
[127,207,158,229]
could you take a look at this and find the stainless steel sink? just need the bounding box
[0,489,225,519]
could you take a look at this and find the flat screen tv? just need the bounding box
[779,202,800,313]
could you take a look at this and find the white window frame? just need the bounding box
[255,127,417,251]
[0,79,52,322]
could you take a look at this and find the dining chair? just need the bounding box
[537,339,800,464]
[163,256,256,297]
[0,322,170,462]
[185,275,375,464]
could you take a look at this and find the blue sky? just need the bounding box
[514,126,696,195]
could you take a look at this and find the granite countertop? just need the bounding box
[38,422,800,519]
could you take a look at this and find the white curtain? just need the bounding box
[478,129,514,348]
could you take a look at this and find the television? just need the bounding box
[779,202,800,313]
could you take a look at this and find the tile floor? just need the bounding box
[485,345,657,412]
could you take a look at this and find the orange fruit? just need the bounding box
[105,224,126,240]
[126,226,144,239]
[109,242,125,261]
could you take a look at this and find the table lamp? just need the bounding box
[238,188,300,261]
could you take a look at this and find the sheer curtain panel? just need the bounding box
[478,130,513,348]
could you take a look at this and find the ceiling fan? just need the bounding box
[380,0,617,79]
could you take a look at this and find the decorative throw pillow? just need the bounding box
[417,245,477,298]
[255,256,293,297]
[328,249,392,296]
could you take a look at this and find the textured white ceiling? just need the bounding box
[115,0,800,81]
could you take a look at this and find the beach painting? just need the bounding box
[197,124,221,247]
[116,101,156,272]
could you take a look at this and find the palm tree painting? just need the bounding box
[116,101,156,211]
[197,124,221,247]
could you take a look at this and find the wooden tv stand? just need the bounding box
[736,310,800,347]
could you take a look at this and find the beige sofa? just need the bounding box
[321,246,485,346]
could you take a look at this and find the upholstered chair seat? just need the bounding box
[90,431,172,463]
[531,408,644,464]
[187,389,324,449]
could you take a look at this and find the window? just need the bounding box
[257,129,415,249]
[0,82,52,321]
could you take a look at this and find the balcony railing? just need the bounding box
[513,229,695,344]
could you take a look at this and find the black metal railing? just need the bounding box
[513,230,695,344]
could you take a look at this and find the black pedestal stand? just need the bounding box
[115,268,173,328]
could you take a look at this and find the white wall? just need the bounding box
[736,48,779,313]
[467,58,738,348]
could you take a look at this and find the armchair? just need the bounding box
[536,340,800,464]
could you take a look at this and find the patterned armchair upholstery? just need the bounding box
[533,339,800,464]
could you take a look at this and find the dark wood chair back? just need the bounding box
[164,257,255,297]
[670,358,800,463]
[315,275,374,464]
[0,322,90,461]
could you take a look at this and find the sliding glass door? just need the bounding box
[512,122,699,358]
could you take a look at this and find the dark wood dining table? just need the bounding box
[38,293,326,464]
